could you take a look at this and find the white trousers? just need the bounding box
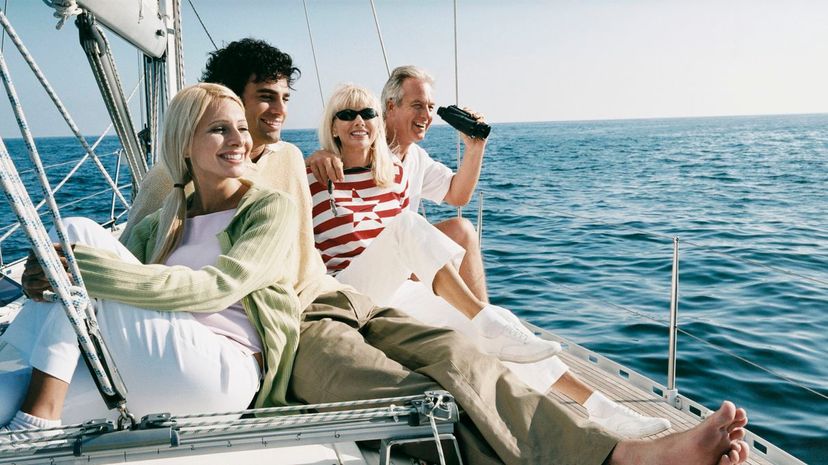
[335,211,569,394]
[335,210,465,307]
[0,218,259,425]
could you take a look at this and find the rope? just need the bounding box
[2,75,140,239]
[173,394,424,420]
[0,394,455,454]
[81,18,147,186]
[0,10,130,210]
[368,0,390,77]
[3,143,122,245]
[0,140,118,398]
[0,423,83,448]
[1,0,8,52]
[0,13,130,409]
[301,0,325,109]
[41,0,81,30]
[177,406,414,437]
[0,47,87,290]
[173,0,185,91]
[426,393,448,465]
[186,0,217,50]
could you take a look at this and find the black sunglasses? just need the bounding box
[335,108,378,121]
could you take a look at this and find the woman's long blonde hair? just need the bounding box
[150,83,244,264]
[318,84,395,187]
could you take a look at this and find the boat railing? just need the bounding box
[0,390,462,465]
[473,200,827,407]
[0,147,131,268]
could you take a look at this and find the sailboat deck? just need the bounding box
[550,346,774,465]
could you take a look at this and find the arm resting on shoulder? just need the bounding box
[305,149,344,185]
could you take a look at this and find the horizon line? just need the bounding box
[4,110,827,139]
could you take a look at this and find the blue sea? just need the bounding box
[2,114,827,464]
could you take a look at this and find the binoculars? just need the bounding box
[437,105,491,139]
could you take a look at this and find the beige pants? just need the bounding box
[288,291,619,465]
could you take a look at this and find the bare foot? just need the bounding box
[608,401,750,465]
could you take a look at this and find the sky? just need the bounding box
[1,0,827,138]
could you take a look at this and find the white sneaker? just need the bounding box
[588,401,671,438]
[474,305,562,363]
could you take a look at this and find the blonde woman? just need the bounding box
[308,84,671,438]
[1,83,301,439]
[310,84,560,363]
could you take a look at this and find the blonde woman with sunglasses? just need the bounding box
[307,84,673,438]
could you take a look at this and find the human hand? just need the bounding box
[306,150,344,184]
[458,107,488,147]
[21,244,70,301]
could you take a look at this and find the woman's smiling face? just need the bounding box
[187,98,252,185]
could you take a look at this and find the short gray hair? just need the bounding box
[380,65,435,113]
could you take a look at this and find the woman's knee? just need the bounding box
[56,217,103,240]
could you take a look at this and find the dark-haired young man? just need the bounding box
[125,38,295,237]
[122,39,335,311]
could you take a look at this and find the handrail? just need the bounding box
[0,10,130,210]
[483,244,828,403]
[666,237,679,394]
[0,149,126,243]
[533,204,828,289]
[0,183,130,255]
[486,251,827,402]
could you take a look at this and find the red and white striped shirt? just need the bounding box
[309,163,409,273]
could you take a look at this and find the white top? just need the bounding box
[399,144,454,213]
[165,208,263,355]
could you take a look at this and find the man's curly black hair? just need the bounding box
[201,38,301,97]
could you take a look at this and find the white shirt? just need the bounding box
[165,208,263,355]
[398,144,454,213]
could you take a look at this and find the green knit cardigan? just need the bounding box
[73,183,302,409]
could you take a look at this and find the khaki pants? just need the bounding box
[288,291,619,465]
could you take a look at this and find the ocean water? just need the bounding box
[2,114,827,464]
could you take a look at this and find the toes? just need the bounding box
[729,408,748,430]
[737,441,750,463]
[729,427,745,441]
[708,401,738,431]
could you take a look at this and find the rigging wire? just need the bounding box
[173,0,185,90]
[301,0,325,109]
[0,0,7,52]
[484,253,828,402]
[0,10,130,210]
[185,0,216,51]
[452,0,463,219]
[538,204,828,289]
[368,0,390,77]
[452,0,459,107]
